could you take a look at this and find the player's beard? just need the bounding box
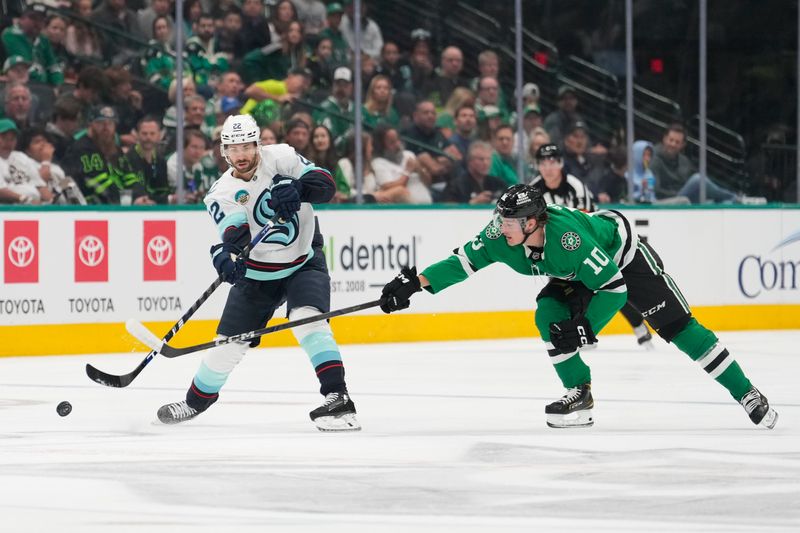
[233,152,259,178]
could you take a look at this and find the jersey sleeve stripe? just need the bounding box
[599,276,627,293]
[302,165,334,185]
[455,246,478,276]
[216,212,248,238]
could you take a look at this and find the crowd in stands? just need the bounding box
[0,0,761,206]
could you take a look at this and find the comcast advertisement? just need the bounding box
[1,207,799,329]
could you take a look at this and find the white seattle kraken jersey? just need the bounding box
[204,143,320,280]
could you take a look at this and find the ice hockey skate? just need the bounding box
[633,323,655,351]
[157,401,202,424]
[739,387,778,429]
[545,383,594,428]
[309,392,361,432]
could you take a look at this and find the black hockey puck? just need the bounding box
[56,401,72,417]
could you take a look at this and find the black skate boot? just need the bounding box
[545,383,594,428]
[157,401,202,424]
[309,391,361,432]
[739,387,778,429]
[633,323,654,351]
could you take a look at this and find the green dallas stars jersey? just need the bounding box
[421,205,639,332]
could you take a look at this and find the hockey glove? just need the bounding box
[222,223,251,250]
[380,266,422,313]
[549,316,597,354]
[210,242,247,284]
[269,175,303,221]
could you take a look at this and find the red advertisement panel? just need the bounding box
[143,220,176,281]
[75,220,108,282]
[4,220,38,283]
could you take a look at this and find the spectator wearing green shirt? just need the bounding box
[318,3,350,68]
[489,124,520,186]
[240,21,306,84]
[312,66,354,146]
[1,4,64,86]
[186,13,230,90]
[362,75,400,129]
[143,16,176,91]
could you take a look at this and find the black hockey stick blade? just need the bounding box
[85,352,156,388]
[127,299,384,358]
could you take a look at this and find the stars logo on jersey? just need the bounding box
[561,232,581,251]
[235,189,250,204]
[485,220,502,240]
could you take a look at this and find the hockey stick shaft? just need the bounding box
[86,220,277,387]
[128,299,384,358]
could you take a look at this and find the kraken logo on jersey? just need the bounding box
[561,232,581,251]
[235,190,250,204]
[253,189,299,246]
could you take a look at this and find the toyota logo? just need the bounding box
[147,235,173,266]
[78,235,105,267]
[8,236,35,268]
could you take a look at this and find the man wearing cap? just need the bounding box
[0,118,53,205]
[1,3,64,86]
[2,56,32,84]
[312,66,355,144]
[543,84,586,146]
[318,3,350,68]
[562,120,605,190]
[62,105,145,204]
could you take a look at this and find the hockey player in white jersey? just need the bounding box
[157,114,360,431]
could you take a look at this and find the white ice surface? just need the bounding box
[1,331,798,532]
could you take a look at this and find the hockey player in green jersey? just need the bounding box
[379,184,778,430]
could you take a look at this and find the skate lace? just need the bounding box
[322,392,342,406]
[168,402,196,419]
[740,389,762,414]
[558,387,583,404]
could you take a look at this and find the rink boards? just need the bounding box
[1,205,799,356]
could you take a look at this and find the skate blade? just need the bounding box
[639,340,656,351]
[759,408,778,429]
[314,413,362,432]
[546,410,594,428]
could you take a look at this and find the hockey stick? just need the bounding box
[85,220,278,388]
[126,299,383,358]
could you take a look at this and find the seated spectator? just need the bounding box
[631,140,657,203]
[443,141,506,204]
[2,56,32,84]
[137,0,173,41]
[448,104,478,161]
[0,119,53,205]
[162,77,216,151]
[362,74,400,129]
[65,0,104,62]
[91,0,145,64]
[521,82,540,108]
[543,84,585,146]
[241,20,306,84]
[216,8,247,62]
[283,118,312,158]
[20,126,85,205]
[127,116,168,204]
[425,46,470,109]
[650,123,740,204]
[43,15,69,82]
[3,82,43,130]
[307,125,340,174]
[408,33,435,101]
[181,0,203,38]
[334,132,408,203]
[260,126,278,145]
[54,65,107,130]
[595,145,629,204]
[62,105,146,205]
[514,103,543,154]
[470,50,509,116]
[340,0,383,61]
[46,97,82,161]
[475,105,502,142]
[375,41,413,95]
[561,120,605,191]
[1,4,64,87]
[186,12,231,91]
[143,15,176,91]
[528,143,594,211]
[210,71,245,123]
[475,76,510,125]
[106,66,144,147]
[403,100,461,191]
[307,37,336,93]
[436,87,475,138]
[241,68,307,116]
[240,0,270,54]
[312,66,354,146]
[293,0,327,38]
[268,0,299,44]
[525,126,551,179]
[166,128,212,204]
[372,124,433,204]
[318,2,349,68]
[489,124,520,186]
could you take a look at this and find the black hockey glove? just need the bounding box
[380,266,422,313]
[549,316,597,354]
[269,175,303,221]
[222,223,251,249]
[211,242,247,284]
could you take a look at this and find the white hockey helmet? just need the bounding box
[220,114,260,167]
